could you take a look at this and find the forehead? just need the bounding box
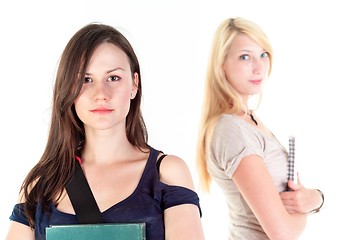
[88,43,130,68]
[228,34,263,54]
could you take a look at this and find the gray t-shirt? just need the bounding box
[208,114,288,240]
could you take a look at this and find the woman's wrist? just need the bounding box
[309,189,324,213]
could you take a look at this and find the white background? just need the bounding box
[1,0,360,239]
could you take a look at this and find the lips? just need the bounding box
[250,80,262,85]
[90,107,113,114]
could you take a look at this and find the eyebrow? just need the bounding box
[106,67,125,74]
[232,49,251,54]
[236,49,266,55]
[85,67,125,75]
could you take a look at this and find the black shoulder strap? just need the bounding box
[66,161,104,224]
[156,154,167,173]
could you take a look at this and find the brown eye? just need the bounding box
[108,76,121,82]
[83,77,92,83]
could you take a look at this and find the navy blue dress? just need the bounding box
[9,147,201,240]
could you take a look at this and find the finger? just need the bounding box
[281,198,294,206]
[287,180,299,191]
[282,201,297,213]
[279,191,292,200]
[296,172,302,185]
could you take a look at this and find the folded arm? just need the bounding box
[232,154,307,240]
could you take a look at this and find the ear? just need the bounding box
[131,72,139,99]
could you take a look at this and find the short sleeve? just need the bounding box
[9,203,30,226]
[161,184,202,217]
[210,115,264,177]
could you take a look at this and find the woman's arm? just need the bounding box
[159,155,205,240]
[6,221,35,240]
[6,183,36,240]
[232,154,307,240]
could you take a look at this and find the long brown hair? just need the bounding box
[21,23,148,228]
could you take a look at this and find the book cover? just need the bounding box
[46,223,146,240]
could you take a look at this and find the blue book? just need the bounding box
[46,223,146,240]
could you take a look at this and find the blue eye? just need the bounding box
[240,54,250,60]
[261,52,269,58]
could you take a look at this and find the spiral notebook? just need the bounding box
[46,223,146,240]
[287,136,295,191]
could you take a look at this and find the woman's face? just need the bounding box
[222,34,270,101]
[74,43,138,132]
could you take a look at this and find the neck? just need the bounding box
[240,109,258,126]
[81,129,135,164]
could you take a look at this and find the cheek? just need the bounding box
[226,68,248,88]
[73,90,90,116]
[113,88,132,113]
[73,86,88,110]
[117,88,132,101]
[73,97,85,121]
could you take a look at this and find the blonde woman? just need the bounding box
[197,17,324,239]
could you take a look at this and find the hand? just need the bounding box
[280,174,323,213]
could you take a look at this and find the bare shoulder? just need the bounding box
[6,221,35,240]
[158,154,195,190]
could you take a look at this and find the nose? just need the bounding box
[252,58,266,75]
[93,82,109,102]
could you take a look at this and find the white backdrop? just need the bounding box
[1,0,360,239]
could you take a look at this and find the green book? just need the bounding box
[46,223,146,240]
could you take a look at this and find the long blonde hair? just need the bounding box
[196,17,273,191]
